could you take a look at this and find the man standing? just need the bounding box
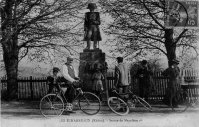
[162,59,181,108]
[62,56,79,104]
[136,60,153,101]
[114,57,130,102]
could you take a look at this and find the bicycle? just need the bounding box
[40,80,101,117]
[171,85,199,112]
[170,88,189,112]
[186,92,199,110]
[107,88,152,116]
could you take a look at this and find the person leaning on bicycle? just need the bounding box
[62,56,80,112]
[114,57,130,102]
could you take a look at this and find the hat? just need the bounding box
[95,65,101,69]
[171,59,179,64]
[116,57,123,63]
[67,56,73,61]
[87,3,97,9]
[141,60,147,65]
[94,63,101,69]
[53,67,60,72]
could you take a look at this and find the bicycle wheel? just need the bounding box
[40,94,64,117]
[174,90,190,112]
[108,97,129,116]
[79,92,101,115]
[189,98,199,108]
[135,96,152,111]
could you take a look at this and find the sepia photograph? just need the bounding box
[1,0,199,127]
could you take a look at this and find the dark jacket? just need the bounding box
[136,65,153,87]
[162,65,181,106]
[162,65,180,89]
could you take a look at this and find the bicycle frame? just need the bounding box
[107,88,152,116]
[111,89,136,100]
[40,81,101,117]
[109,88,152,107]
[55,82,84,104]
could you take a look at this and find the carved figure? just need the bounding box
[83,3,102,49]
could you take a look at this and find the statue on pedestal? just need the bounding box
[79,3,105,92]
[83,3,102,50]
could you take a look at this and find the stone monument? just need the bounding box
[79,3,107,92]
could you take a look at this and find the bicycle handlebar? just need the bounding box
[111,89,132,96]
[111,88,134,96]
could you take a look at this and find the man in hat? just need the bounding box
[136,60,153,101]
[83,3,102,49]
[162,59,181,109]
[62,56,79,84]
[62,56,79,111]
[114,57,130,102]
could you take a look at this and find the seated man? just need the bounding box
[62,56,79,109]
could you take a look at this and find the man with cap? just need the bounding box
[62,56,79,111]
[136,60,153,101]
[114,57,130,102]
[162,58,181,109]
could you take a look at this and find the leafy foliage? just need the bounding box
[99,0,198,65]
[1,0,88,63]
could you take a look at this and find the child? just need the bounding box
[47,67,60,94]
[92,66,104,101]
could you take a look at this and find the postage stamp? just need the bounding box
[165,0,199,29]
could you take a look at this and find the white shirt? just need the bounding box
[62,64,78,83]
[115,62,130,86]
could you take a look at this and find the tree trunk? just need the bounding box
[1,0,19,100]
[164,29,176,67]
[2,39,19,100]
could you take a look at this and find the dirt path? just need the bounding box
[1,101,199,127]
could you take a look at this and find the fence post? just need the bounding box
[104,70,109,101]
[30,76,34,100]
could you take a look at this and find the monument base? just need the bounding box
[79,49,106,92]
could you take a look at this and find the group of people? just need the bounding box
[82,2,181,108]
[47,57,79,106]
[46,2,182,113]
[113,57,181,108]
[48,0,181,108]
[47,56,181,113]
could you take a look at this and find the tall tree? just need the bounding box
[0,0,87,100]
[99,0,198,66]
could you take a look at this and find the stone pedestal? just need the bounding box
[79,49,106,91]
